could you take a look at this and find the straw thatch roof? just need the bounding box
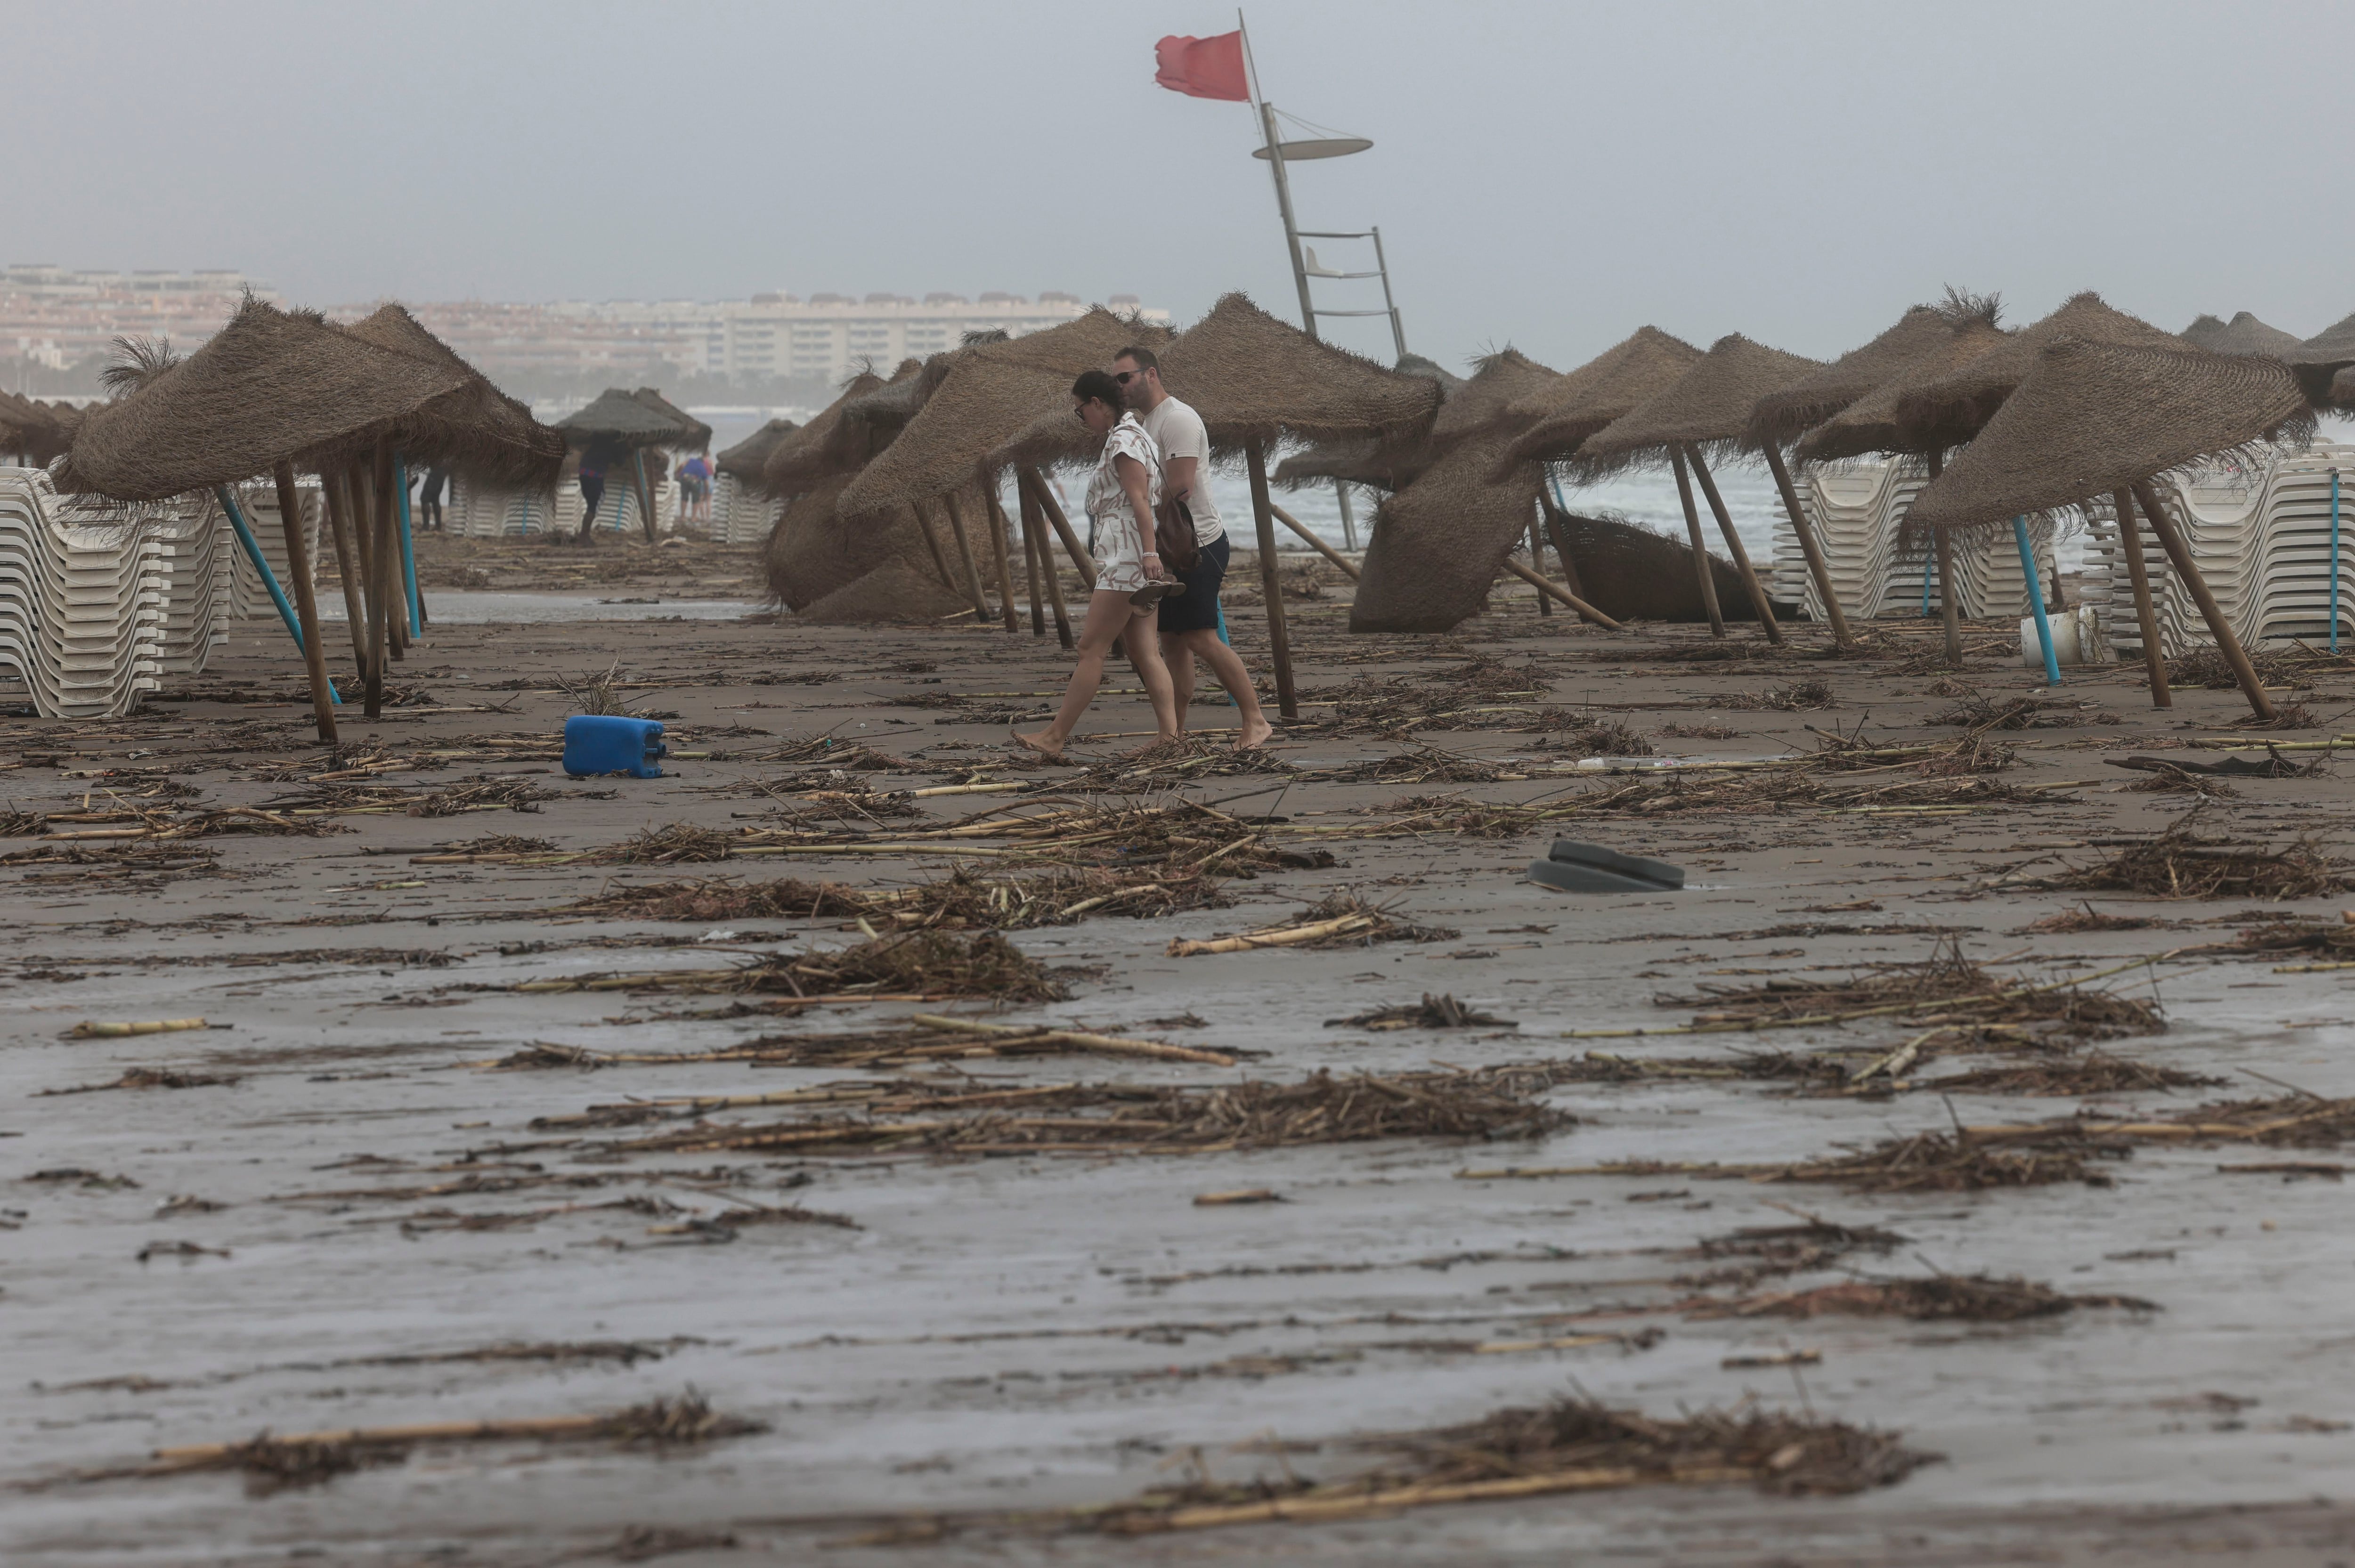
[714,417,800,481]
[761,368,892,493]
[629,388,712,449]
[0,390,79,465]
[1569,334,1823,480]
[1888,291,2184,453]
[839,309,1167,516]
[1551,511,1754,623]
[2180,311,2303,358]
[1281,348,1555,497]
[2297,311,2355,367]
[2332,365,2355,411]
[1349,431,1549,632]
[1152,292,1441,454]
[554,388,699,450]
[1747,296,1997,449]
[339,303,566,487]
[1792,317,2014,463]
[797,559,974,624]
[1273,437,1397,490]
[1396,353,1465,393]
[1498,326,1703,469]
[1905,339,2312,546]
[56,297,469,502]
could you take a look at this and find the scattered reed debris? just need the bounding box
[1328,993,1514,1031]
[560,877,869,922]
[512,929,1066,1002]
[863,866,1232,929]
[580,1067,1569,1160]
[2012,904,2168,935]
[2038,812,2350,901]
[1696,1273,2157,1322]
[37,1067,240,1096]
[1922,1052,2224,1097]
[1169,893,1459,956]
[1725,681,1836,711]
[132,1392,763,1495]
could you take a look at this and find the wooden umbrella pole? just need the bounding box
[1668,446,1726,636]
[1526,520,1553,616]
[1502,558,1624,629]
[908,501,954,593]
[374,441,406,663]
[1017,491,1046,635]
[1020,466,1096,587]
[983,479,1021,634]
[1266,501,1361,579]
[1538,493,1591,601]
[350,462,386,716]
[1762,444,1852,647]
[1924,447,1963,667]
[2134,479,2270,720]
[631,449,659,544]
[1245,440,1299,722]
[273,463,337,742]
[940,490,993,619]
[1681,443,1780,643]
[2112,487,2171,708]
[1019,476,1073,649]
[320,470,370,680]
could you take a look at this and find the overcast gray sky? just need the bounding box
[14,0,2353,372]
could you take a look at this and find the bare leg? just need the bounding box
[1160,634,1198,733]
[1124,604,1180,745]
[1178,628,1272,748]
[1015,590,1133,757]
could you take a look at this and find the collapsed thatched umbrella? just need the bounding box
[1273,353,1462,493]
[553,388,703,544]
[761,367,893,494]
[59,298,475,737]
[1744,301,1997,645]
[2289,313,2355,408]
[2180,311,2304,358]
[714,417,799,483]
[1569,334,1824,642]
[1907,338,2310,720]
[1352,349,1629,633]
[1150,292,1442,715]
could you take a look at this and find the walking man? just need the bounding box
[1114,344,1273,749]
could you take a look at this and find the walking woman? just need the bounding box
[1014,370,1180,759]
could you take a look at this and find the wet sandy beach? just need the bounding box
[5,540,2354,1566]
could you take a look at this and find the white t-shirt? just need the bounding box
[1139,395,1224,546]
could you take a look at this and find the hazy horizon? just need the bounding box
[14,0,2355,374]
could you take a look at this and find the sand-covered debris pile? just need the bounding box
[2039,812,2351,901]
[512,928,1066,1001]
[1169,893,1459,956]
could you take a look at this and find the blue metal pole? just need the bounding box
[1545,465,1575,520]
[393,455,422,637]
[215,484,340,705]
[2331,467,2341,654]
[2014,514,2061,687]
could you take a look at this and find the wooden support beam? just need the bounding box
[273,463,336,743]
[1019,476,1073,649]
[1527,520,1553,615]
[1244,440,1299,722]
[1668,446,1725,636]
[1761,444,1852,647]
[320,469,370,681]
[2112,487,2171,708]
[1266,501,1360,578]
[630,449,659,544]
[1682,443,1780,643]
[1924,447,1963,667]
[983,479,1021,634]
[2134,479,2270,721]
[939,490,993,620]
[1019,467,1095,588]
[1502,557,1624,630]
[909,501,954,593]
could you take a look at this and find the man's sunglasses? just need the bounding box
[1112,369,1140,384]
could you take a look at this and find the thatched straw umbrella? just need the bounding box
[552,388,703,544]
[1569,334,1823,642]
[1,390,80,465]
[1499,327,1704,468]
[2181,311,2304,357]
[838,310,1168,639]
[1353,349,1629,633]
[2289,313,2355,409]
[1907,338,2310,721]
[58,298,475,737]
[761,367,892,494]
[1743,299,1998,646]
[714,417,799,482]
[1273,353,1462,493]
[330,304,565,674]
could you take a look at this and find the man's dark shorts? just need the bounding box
[1159,532,1227,634]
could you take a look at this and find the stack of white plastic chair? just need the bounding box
[0,466,173,718]
[709,472,783,544]
[1770,455,2062,623]
[2079,443,2355,656]
[49,487,231,681]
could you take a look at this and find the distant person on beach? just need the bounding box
[1114,345,1273,750]
[575,444,613,542]
[1013,370,1180,760]
[680,450,713,524]
[417,463,449,531]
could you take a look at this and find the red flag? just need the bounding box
[1154,32,1250,102]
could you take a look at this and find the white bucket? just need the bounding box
[2021,605,2110,667]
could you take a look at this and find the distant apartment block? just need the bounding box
[1,265,277,369]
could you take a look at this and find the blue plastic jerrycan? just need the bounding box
[564,715,667,779]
